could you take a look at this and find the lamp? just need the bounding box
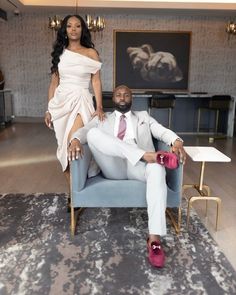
[48,15,105,33]
[86,15,105,32]
[48,0,105,33]
[226,20,236,35]
[48,15,62,31]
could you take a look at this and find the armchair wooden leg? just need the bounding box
[70,207,85,237]
[166,206,182,234]
[186,198,192,228]
[71,206,76,236]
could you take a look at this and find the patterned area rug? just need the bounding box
[0,193,236,295]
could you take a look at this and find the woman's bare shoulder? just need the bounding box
[86,48,100,62]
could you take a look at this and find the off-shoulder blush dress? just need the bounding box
[48,49,102,172]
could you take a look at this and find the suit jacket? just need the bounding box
[73,110,180,151]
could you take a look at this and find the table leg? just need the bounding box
[187,195,221,231]
[184,161,221,231]
[199,161,205,191]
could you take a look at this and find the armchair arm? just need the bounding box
[70,144,92,192]
[153,138,183,193]
[166,164,183,193]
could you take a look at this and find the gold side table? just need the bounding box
[183,146,231,231]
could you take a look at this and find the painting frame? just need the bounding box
[113,30,191,92]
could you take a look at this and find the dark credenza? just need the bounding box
[130,93,235,137]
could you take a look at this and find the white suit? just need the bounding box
[73,110,180,236]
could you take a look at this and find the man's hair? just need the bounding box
[113,85,132,96]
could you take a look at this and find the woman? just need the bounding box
[45,15,104,181]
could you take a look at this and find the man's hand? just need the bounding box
[68,138,84,161]
[171,139,186,164]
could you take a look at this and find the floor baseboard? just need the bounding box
[12,116,44,123]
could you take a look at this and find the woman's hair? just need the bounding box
[50,14,95,74]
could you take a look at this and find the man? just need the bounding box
[68,85,186,268]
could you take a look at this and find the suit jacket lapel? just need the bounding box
[105,112,116,135]
[131,111,139,140]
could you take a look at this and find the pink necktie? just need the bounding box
[117,115,127,140]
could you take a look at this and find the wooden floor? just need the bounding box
[1,123,236,270]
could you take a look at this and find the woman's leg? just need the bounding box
[68,113,84,143]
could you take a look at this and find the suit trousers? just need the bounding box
[87,128,167,236]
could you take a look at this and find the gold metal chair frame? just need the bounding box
[166,207,182,234]
[69,182,182,236]
[69,161,182,236]
[70,207,182,236]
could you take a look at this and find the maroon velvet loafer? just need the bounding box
[147,239,165,268]
[156,151,178,169]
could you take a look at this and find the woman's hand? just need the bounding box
[44,111,53,129]
[92,107,106,121]
[68,138,84,161]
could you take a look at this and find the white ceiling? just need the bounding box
[19,0,236,9]
[2,0,236,14]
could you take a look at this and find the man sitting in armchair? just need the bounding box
[68,85,186,268]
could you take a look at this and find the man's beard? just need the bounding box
[114,102,132,113]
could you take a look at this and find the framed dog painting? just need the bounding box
[113,30,191,92]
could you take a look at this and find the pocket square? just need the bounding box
[139,121,146,125]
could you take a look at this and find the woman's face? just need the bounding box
[66,16,82,41]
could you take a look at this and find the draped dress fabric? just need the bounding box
[48,49,102,171]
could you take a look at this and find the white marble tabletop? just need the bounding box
[184,146,231,162]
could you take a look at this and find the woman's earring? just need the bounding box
[65,35,68,39]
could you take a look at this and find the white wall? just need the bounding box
[0,11,236,117]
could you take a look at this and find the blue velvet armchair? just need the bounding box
[70,140,183,236]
